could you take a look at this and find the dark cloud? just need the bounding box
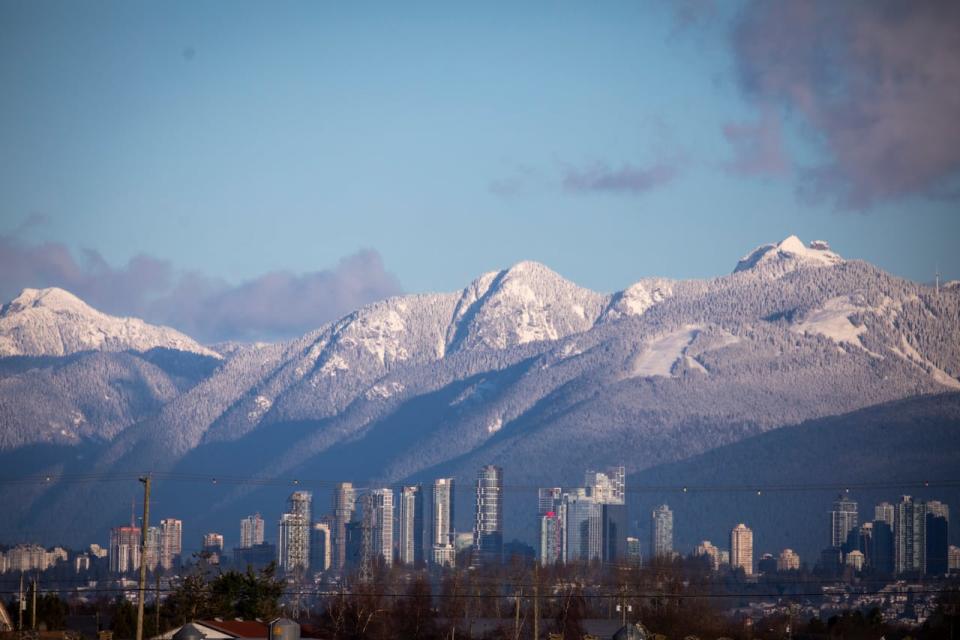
[0,233,403,344]
[562,162,679,194]
[732,0,960,208]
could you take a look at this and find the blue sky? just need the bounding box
[2,1,958,341]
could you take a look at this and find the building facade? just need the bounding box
[159,519,183,571]
[431,478,456,567]
[730,523,754,575]
[109,526,141,574]
[830,494,859,549]
[398,485,424,567]
[472,465,503,567]
[369,488,395,567]
[778,548,800,572]
[650,504,674,560]
[278,491,312,574]
[240,513,265,548]
[332,483,355,572]
[894,495,926,574]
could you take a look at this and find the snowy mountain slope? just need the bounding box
[2,236,960,546]
[734,235,843,276]
[0,288,220,358]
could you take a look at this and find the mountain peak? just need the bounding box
[8,287,89,314]
[445,261,608,353]
[734,235,843,274]
[0,287,220,359]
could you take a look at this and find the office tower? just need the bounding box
[777,548,800,572]
[333,482,356,571]
[758,553,777,575]
[626,537,642,566]
[159,519,182,571]
[538,487,564,565]
[278,491,312,574]
[109,526,140,574]
[584,467,628,564]
[473,465,504,567]
[949,545,960,571]
[279,513,308,573]
[431,478,456,567]
[875,502,895,528]
[846,550,865,571]
[538,510,563,565]
[369,488,395,567]
[894,495,926,574]
[695,540,722,571]
[539,488,562,515]
[730,523,754,575]
[202,533,224,565]
[928,500,951,519]
[584,466,625,505]
[926,501,949,575]
[650,504,674,560]
[310,520,332,572]
[203,532,224,552]
[830,494,858,549]
[143,526,161,570]
[871,519,895,574]
[564,489,602,563]
[855,522,874,558]
[398,485,425,567]
[240,513,265,548]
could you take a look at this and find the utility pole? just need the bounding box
[513,588,522,640]
[18,573,23,631]
[532,565,540,640]
[31,573,37,630]
[136,475,151,640]
[155,571,161,636]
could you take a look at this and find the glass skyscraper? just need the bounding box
[472,465,503,567]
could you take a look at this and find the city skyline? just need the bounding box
[37,474,948,582]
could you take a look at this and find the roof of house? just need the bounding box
[198,619,271,638]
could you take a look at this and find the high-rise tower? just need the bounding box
[398,485,425,566]
[240,513,265,548]
[730,523,754,575]
[830,494,858,549]
[278,491,312,574]
[332,482,355,571]
[368,488,395,567]
[472,465,503,567]
[159,519,182,571]
[431,478,456,566]
[894,495,926,574]
[651,504,674,560]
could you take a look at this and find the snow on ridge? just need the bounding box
[601,278,674,322]
[734,235,843,275]
[0,287,220,358]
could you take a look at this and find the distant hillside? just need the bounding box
[626,392,960,563]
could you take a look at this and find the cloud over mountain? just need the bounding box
[0,233,402,343]
[731,0,960,207]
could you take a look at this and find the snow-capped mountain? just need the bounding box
[0,287,221,358]
[734,235,843,275]
[1,236,959,549]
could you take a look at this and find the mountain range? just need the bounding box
[1,235,958,561]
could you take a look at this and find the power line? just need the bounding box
[2,471,959,494]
